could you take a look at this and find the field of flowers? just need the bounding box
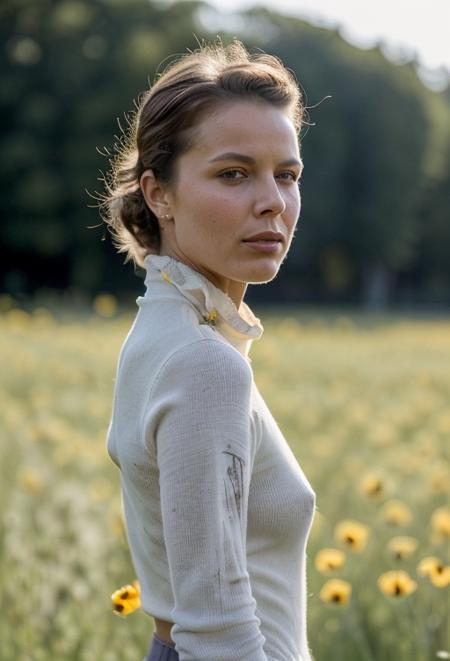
[1,295,449,661]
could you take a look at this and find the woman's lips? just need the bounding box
[242,239,282,253]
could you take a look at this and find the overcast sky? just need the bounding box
[192,0,449,88]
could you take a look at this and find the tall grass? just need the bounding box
[1,301,448,660]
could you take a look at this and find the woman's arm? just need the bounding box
[148,338,268,661]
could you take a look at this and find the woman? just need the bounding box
[103,39,316,661]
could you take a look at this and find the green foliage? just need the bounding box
[415,147,450,302]
[1,0,449,304]
[248,9,440,273]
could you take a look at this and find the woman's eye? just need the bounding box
[219,169,246,180]
[218,169,299,182]
[277,171,298,181]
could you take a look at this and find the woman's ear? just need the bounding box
[140,170,172,221]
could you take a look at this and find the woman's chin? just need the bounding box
[242,260,280,284]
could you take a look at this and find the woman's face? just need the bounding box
[145,100,302,304]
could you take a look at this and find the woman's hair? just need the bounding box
[98,38,305,267]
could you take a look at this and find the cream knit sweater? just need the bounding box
[107,254,316,661]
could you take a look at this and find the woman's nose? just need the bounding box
[253,178,287,217]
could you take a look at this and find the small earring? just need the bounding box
[157,204,171,221]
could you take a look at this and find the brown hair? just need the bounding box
[97,38,305,267]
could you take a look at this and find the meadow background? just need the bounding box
[2,0,449,659]
[1,298,448,661]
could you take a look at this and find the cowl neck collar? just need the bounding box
[143,254,264,358]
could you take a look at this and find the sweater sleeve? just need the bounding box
[148,339,268,661]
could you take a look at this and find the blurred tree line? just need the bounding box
[1,0,449,307]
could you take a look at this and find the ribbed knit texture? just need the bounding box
[107,255,316,661]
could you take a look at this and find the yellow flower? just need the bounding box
[429,467,450,494]
[204,308,218,325]
[334,519,369,552]
[386,536,419,560]
[92,293,118,318]
[429,566,450,588]
[359,473,383,498]
[314,548,346,573]
[111,580,141,616]
[417,556,441,577]
[319,578,352,605]
[431,506,450,537]
[377,570,417,598]
[5,308,32,333]
[19,468,43,493]
[161,271,173,284]
[381,499,412,526]
[417,557,450,588]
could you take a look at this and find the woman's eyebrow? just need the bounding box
[208,152,303,169]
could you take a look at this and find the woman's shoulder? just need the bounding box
[127,292,254,397]
[146,336,254,424]
[158,335,253,385]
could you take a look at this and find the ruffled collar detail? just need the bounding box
[143,254,264,358]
